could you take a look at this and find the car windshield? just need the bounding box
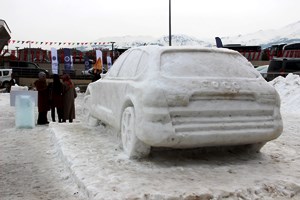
[160,51,257,78]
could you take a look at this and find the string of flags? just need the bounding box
[8,39,113,46]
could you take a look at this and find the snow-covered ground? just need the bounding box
[1,74,300,200]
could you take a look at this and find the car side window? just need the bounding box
[9,62,16,67]
[117,50,142,78]
[27,63,36,69]
[135,52,148,76]
[108,51,129,78]
[12,62,26,67]
[3,70,9,76]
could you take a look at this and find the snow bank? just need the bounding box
[269,73,300,114]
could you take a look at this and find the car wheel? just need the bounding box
[83,94,99,126]
[121,107,150,159]
[246,142,266,153]
[231,142,266,153]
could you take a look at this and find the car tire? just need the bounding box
[245,142,266,153]
[83,94,99,126]
[231,142,266,153]
[121,107,150,159]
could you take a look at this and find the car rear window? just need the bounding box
[10,62,27,67]
[160,51,257,78]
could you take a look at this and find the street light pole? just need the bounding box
[169,0,172,46]
[28,41,31,62]
[110,41,115,64]
[16,46,19,60]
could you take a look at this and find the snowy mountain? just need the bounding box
[219,20,300,48]
[92,34,211,49]
[149,35,211,47]
[90,20,300,50]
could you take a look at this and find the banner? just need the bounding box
[64,48,72,72]
[70,55,74,70]
[51,48,58,74]
[94,50,103,72]
[84,56,90,70]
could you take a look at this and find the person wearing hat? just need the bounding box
[34,72,50,125]
[62,73,77,123]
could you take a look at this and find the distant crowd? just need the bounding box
[33,72,77,125]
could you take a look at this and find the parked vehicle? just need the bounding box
[1,61,49,78]
[266,58,300,81]
[282,43,300,51]
[84,46,283,159]
[0,68,12,89]
[264,44,286,58]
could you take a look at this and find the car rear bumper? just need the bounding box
[137,102,283,148]
[140,118,282,148]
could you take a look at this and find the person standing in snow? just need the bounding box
[34,72,50,125]
[62,73,77,123]
[48,74,63,123]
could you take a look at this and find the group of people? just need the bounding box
[34,72,77,125]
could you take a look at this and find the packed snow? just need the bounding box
[0,74,300,199]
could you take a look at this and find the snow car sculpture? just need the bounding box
[84,46,283,159]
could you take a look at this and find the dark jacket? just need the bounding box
[48,78,63,109]
[62,75,76,120]
[34,79,50,112]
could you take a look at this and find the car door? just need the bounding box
[90,50,129,126]
[101,49,144,127]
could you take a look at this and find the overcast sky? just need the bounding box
[1,0,300,43]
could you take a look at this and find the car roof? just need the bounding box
[112,45,253,80]
[271,57,300,61]
[130,45,241,56]
[128,46,246,75]
[0,68,12,71]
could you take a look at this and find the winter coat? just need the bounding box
[34,79,50,112]
[62,80,76,121]
[48,82,63,109]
